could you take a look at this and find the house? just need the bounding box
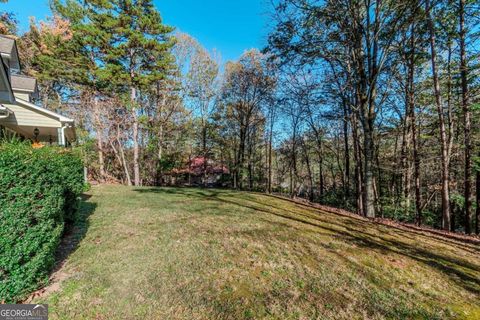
[165,156,230,186]
[0,35,75,145]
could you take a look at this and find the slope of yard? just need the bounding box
[35,185,479,319]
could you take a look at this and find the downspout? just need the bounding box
[59,125,66,146]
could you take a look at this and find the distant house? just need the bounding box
[0,35,76,145]
[165,156,230,186]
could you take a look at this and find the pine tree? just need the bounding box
[54,0,176,186]
[100,0,176,186]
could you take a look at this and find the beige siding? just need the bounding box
[0,103,60,127]
[13,92,31,101]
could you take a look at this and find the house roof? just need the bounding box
[170,156,230,176]
[0,55,15,104]
[0,36,20,70]
[0,36,15,55]
[11,75,38,93]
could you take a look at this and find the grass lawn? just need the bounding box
[35,185,480,319]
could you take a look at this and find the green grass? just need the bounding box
[36,185,480,319]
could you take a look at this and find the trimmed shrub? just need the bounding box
[0,142,84,302]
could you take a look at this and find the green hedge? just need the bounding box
[0,143,84,302]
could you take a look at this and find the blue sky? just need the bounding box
[2,0,271,62]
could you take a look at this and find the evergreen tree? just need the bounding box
[101,0,176,186]
[54,0,176,186]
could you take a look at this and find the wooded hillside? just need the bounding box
[1,0,479,234]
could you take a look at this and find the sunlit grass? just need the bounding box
[37,185,480,319]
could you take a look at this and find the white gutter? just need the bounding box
[0,104,11,119]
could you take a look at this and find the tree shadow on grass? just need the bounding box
[230,195,480,295]
[136,188,468,319]
[266,194,480,250]
[25,194,97,302]
[134,187,225,204]
[259,198,480,257]
[54,195,97,274]
[134,187,480,296]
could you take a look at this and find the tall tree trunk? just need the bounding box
[268,127,273,194]
[446,42,456,232]
[96,131,106,183]
[92,98,106,183]
[203,123,208,187]
[155,83,165,186]
[248,128,254,190]
[310,127,324,200]
[459,0,472,234]
[400,99,411,212]
[351,111,364,215]
[408,23,422,225]
[118,136,132,186]
[356,0,378,219]
[363,107,376,218]
[290,130,297,198]
[426,0,451,230]
[342,101,350,199]
[476,170,480,234]
[111,123,132,186]
[412,108,421,225]
[390,125,400,204]
[157,124,164,186]
[316,140,324,200]
[336,133,345,195]
[289,165,294,198]
[131,86,141,186]
[237,122,247,189]
[302,137,314,201]
[110,127,132,187]
[318,151,324,199]
[233,139,239,189]
[375,144,383,214]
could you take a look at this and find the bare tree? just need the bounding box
[220,50,276,189]
[425,0,451,230]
